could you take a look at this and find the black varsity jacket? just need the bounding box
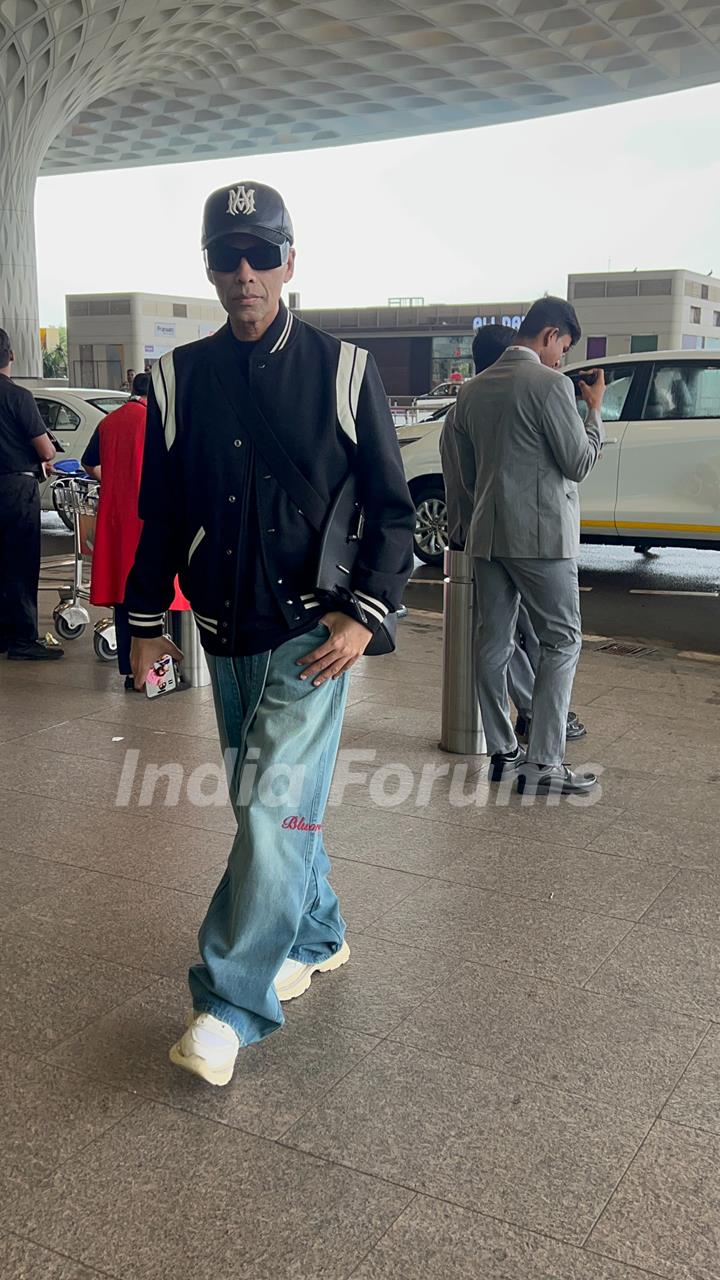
[124,303,416,654]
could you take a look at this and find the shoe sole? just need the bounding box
[7,653,64,660]
[168,1039,236,1087]
[516,774,598,796]
[276,940,350,1002]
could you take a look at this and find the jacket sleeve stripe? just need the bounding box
[359,600,386,625]
[160,352,177,451]
[356,589,389,617]
[350,347,368,422]
[336,341,358,444]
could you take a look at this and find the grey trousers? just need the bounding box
[507,602,539,718]
[473,557,582,767]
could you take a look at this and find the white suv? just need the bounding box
[400,350,720,565]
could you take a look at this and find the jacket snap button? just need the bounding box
[258,362,267,370]
[267,527,275,533]
[285,599,293,605]
[226,548,233,555]
[263,474,271,480]
[228,495,236,503]
[234,439,242,447]
[221,638,228,645]
[222,621,228,628]
[224,600,230,607]
[277,578,283,584]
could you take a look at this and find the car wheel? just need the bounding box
[413,480,448,566]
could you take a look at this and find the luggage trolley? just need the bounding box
[48,471,117,661]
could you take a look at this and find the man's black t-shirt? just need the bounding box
[0,375,48,475]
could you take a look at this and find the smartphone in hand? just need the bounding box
[145,654,179,699]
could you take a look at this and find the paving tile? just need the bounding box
[589,817,719,869]
[22,715,225,770]
[365,878,631,984]
[330,857,426,931]
[342,701,445,741]
[352,1196,658,1280]
[588,1120,720,1279]
[284,1041,650,1245]
[662,1026,720,1136]
[323,801,473,877]
[586,923,720,1021]
[0,929,157,1056]
[0,1048,139,1203]
[0,788,231,891]
[436,842,675,920]
[640,869,720,941]
[0,1235,104,1279]
[2,871,205,979]
[84,693,221,739]
[4,1102,413,1279]
[392,966,706,1115]
[0,742,124,807]
[44,979,379,1141]
[285,933,461,1037]
[0,848,87,918]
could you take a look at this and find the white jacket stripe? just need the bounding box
[336,341,358,444]
[356,589,388,617]
[152,351,176,451]
[350,347,367,422]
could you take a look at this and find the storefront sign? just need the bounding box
[473,314,525,331]
[154,322,176,339]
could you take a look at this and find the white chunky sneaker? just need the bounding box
[274,939,351,1002]
[168,1011,240,1087]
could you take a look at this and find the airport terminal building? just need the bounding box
[66,268,720,396]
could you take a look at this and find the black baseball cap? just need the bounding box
[201,181,294,250]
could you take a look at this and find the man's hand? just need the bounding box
[578,368,606,413]
[130,635,183,691]
[297,611,373,685]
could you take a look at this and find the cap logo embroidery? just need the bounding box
[226,185,256,217]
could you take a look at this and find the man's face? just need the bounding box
[208,233,295,329]
[538,327,573,369]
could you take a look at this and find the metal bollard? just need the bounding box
[440,549,485,755]
[169,612,211,688]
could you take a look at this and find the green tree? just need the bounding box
[42,326,68,379]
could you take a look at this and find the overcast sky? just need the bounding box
[35,80,720,325]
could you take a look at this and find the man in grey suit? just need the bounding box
[441,322,587,746]
[453,297,605,795]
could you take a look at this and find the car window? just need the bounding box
[89,396,127,414]
[429,383,451,397]
[643,363,720,420]
[34,398,81,430]
[567,364,638,424]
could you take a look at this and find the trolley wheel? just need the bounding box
[93,630,117,662]
[53,611,87,641]
[52,485,74,531]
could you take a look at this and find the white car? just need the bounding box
[400,350,720,565]
[412,380,464,413]
[30,388,128,516]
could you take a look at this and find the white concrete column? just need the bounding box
[0,162,42,378]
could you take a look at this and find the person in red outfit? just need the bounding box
[82,372,188,688]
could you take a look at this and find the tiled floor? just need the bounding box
[1,606,720,1278]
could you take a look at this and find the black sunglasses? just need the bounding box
[205,240,289,273]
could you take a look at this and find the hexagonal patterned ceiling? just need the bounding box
[0,0,715,178]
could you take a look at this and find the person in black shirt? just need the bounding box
[0,329,64,660]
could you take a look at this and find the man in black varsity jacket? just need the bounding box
[125,181,415,1085]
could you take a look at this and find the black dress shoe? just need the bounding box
[7,639,64,661]
[516,763,598,795]
[488,746,526,783]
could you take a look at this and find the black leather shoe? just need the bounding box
[516,764,598,795]
[489,746,526,783]
[7,640,64,660]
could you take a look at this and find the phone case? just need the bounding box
[145,655,178,699]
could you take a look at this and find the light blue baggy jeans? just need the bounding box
[188,624,348,1046]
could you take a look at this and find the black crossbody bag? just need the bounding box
[209,364,397,655]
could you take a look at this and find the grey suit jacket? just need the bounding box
[452,346,604,560]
